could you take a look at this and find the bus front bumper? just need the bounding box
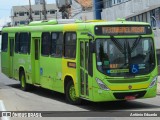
[91,85,157,102]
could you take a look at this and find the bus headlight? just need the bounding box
[96,78,110,90]
[149,76,158,88]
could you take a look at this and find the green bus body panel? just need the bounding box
[40,57,63,92]
[1,52,9,76]
[14,54,32,81]
[1,20,158,102]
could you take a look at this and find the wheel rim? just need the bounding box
[21,75,25,88]
[69,85,78,101]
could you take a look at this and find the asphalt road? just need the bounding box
[0,56,160,120]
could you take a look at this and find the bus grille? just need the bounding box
[113,91,146,99]
[107,77,150,83]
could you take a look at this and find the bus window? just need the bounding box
[109,44,114,55]
[41,32,51,56]
[1,33,8,52]
[15,33,19,53]
[143,39,149,52]
[19,33,30,54]
[85,42,89,71]
[51,32,63,57]
[64,32,76,58]
[80,42,84,67]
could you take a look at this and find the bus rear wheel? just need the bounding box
[65,81,81,105]
[20,71,29,91]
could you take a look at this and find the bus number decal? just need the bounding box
[107,69,129,73]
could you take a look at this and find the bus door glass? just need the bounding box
[34,38,40,84]
[9,38,14,77]
[80,40,89,96]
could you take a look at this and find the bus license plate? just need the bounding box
[125,96,136,100]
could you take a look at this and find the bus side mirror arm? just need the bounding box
[88,32,94,40]
[88,32,96,53]
[89,41,96,53]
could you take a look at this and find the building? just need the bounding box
[12,3,58,26]
[101,0,160,27]
[56,0,94,20]
[35,0,45,5]
[71,0,93,20]
[101,0,160,54]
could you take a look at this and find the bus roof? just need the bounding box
[2,19,150,33]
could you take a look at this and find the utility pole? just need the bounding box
[29,0,33,21]
[10,8,14,26]
[57,0,71,19]
[42,0,47,20]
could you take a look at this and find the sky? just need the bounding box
[0,0,56,50]
[0,0,56,27]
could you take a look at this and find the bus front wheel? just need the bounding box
[65,81,81,105]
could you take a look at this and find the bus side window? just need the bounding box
[41,32,51,56]
[1,33,8,52]
[64,32,77,58]
[51,32,63,57]
[19,33,30,54]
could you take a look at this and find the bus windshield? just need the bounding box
[96,37,155,77]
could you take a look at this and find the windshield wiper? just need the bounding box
[130,35,142,53]
[110,36,124,54]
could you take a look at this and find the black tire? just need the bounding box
[20,71,29,91]
[65,80,81,105]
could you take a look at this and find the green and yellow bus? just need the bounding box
[1,19,158,104]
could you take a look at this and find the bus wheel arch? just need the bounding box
[19,67,28,91]
[19,67,24,80]
[64,76,81,104]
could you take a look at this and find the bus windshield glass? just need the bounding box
[96,37,155,77]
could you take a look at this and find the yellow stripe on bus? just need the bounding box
[64,24,77,31]
[109,83,150,91]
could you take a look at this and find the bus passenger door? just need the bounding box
[9,38,14,78]
[34,38,40,84]
[80,40,89,97]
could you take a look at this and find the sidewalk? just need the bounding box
[157,76,160,95]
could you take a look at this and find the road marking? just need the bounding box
[0,100,10,120]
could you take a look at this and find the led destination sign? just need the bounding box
[103,26,145,34]
[95,25,152,35]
